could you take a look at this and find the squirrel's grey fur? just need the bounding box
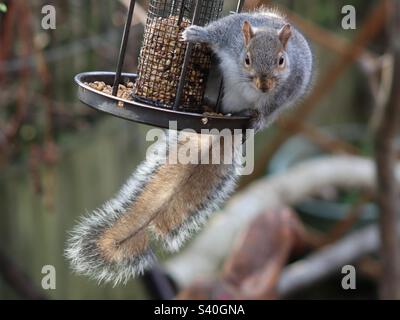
[66,131,242,285]
[182,9,313,130]
[66,9,313,285]
[65,137,165,285]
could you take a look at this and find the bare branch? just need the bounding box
[165,156,399,286]
[374,0,400,299]
[277,224,379,297]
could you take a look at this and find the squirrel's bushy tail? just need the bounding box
[65,131,242,285]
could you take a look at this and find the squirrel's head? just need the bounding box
[241,21,292,93]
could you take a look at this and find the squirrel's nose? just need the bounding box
[254,77,275,92]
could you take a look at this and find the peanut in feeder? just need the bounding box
[133,0,223,112]
[74,0,250,132]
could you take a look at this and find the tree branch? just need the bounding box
[0,250,47,300]
[165,156,399,286]
[277,224,379,297]
[374,0,400,299]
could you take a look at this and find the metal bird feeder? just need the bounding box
[74,0,249,132]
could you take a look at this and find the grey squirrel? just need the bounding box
[182,9,313,130]
[65,9,313,285]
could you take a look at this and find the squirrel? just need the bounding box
[182,8,313,130]
[65,8,313,285]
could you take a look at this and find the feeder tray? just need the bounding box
[74,0,249,132]
[75,71,250,132]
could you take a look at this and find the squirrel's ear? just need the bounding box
[242,20,255,46]
[278,24,292,49]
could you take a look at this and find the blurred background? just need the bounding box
[1,0,400,299]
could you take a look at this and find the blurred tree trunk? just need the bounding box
[375,0,400,300]
[0,250,47,300]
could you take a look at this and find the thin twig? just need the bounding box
[374,0,400,299]
[166,156,391,286]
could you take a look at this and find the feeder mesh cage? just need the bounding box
[133,0,224,112]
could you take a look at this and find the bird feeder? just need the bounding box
[74,0,249,132]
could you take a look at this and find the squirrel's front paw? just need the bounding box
[180,25,207,43]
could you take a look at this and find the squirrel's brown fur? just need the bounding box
[66,131,241,284]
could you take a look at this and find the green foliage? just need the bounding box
[0,2,7,13]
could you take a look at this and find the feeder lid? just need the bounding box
[74,71,251,133]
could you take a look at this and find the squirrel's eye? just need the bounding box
[245,54,251,66]
[278,56,285,67]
